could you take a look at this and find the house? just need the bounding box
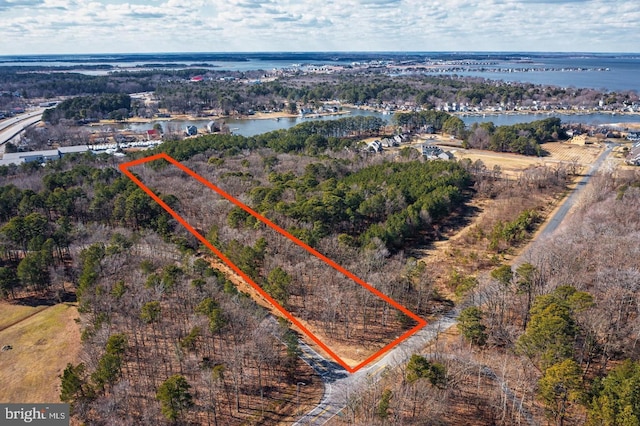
[367,140,383,153]
[437,151,455,160]
[146,129,161,140]
[422,125,435,134]
[421,144,442,158]
[627,132,640,142]
[0,157,24,166]
[420,144,453,160]
[185,125,198,136]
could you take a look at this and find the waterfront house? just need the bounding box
[185,125,198,136]
[367,140,383,153]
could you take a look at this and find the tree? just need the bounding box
[0,267,20,298]
[517,286,591,369]
[377,389,392,421]
[156,375,193,423]
[406,354,446,387]
[140,301,162,324]
[517,295,575,369]
[515,262,539,329]
[17,251,50,291]
[265,266,292,307]
[92,333,127,391]
[458,306,487,347]
[588,360,640,426]
[59,363,95,408]
[538,359,583,426]
[491,264,513,287]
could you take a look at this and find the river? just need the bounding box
[107,109,640,138]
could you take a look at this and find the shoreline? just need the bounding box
[92,107,640,129]
[341,102,640,118]
[94,109,351,126]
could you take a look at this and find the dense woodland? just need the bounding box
[2,121,639,424]
[0,132,473,424]
[42,94,132,124]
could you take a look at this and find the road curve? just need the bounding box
[294,143,615,425]
[0,109,45,151]
[293,311,459,425]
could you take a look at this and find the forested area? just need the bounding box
[42,94,132,124]
[0,134,471,423]
[333,170,640,426]
[465,117,567,155]
[0,68,156,99]
[124,148,472,361]
[0,153,321,424]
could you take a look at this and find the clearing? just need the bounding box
[0,302,81,403]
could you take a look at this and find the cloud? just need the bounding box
[359,0,400,4]
[514,0,589,2]
[229,0,272,8]
[126,11,165,18]
[272,14,300,22]
[0,0,638,54]
[0,0,43,9]
[359,0,401,7]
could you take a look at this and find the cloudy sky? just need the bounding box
[0,0,638,55]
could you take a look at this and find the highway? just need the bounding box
[0,109,45,153]
[294,142,615,425]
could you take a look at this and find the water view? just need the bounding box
[112,109,640,138]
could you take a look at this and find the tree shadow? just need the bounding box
[12,290,76,307]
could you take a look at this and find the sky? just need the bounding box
[0,0,639,55]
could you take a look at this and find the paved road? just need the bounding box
[0,109,45,152]
[294,143,616,425]
[537,143,613,238]
[293,311,459,425]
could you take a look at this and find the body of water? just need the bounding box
[109,109,639,138]
[115,109,384,137]
[1,52,639,93]
[460,112,640,128]
[452,55,640,93]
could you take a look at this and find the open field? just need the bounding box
[0,302,80,403]
[0,304,48,331]
[452,141,604,177]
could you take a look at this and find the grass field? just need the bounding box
[0,302,81,403]
[0,304,48,331]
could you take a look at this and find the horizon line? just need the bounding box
[1,50,640,58]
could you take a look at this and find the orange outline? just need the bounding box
[120,153,427,373]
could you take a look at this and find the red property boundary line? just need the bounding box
[119,152,427,373]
